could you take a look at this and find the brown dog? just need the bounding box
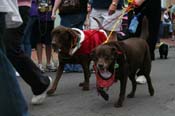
[47,25,108,95]
[91,17,154,107]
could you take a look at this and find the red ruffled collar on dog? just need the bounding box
[93,65,116,89]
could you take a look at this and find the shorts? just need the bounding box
[60,13,87,29]
[32,20,54,45]
[89,8,122,31]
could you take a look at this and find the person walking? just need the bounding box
[128,0,161,60]
[35,0,57,72]
[0,0,29,115]
[3,0,53,105]
[127,0,161,84]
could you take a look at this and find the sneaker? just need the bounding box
[38,64,45,73]
[31,76,52,105]
[15,71,20,77]
[46,63,57,72]
[136,75,147,84]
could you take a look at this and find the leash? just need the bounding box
[103,0,137,43]
[81,0,138,44]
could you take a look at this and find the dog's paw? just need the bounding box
[98,89,109,101]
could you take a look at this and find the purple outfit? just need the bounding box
[30,0,39,16]
[30,0,54,21]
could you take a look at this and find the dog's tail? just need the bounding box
[140,16,149,40]
[93,17,103,29]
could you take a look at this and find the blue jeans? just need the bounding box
[0,13,29,116]
[60,13,86,72]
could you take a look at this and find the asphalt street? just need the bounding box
[19,47,175,116]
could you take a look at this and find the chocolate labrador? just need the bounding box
[91,17,154,107]
[47,25,108,95]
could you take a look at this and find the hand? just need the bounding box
[51,12,56,20]
[108,4,116,15]
[87,3,92,12]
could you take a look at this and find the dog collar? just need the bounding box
[69,28,85,55]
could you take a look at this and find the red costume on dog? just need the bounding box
[74,29,107,55]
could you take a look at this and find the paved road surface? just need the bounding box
[19,48,175,116]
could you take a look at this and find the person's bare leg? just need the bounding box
[36,43,44,72]
[45,45,56,71]
[36,43,43,64]
[45,45,52,65]
[172,30,175,41]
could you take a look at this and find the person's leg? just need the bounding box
[147,16,161,60]
[0,50,29,116]
[72,13,87,72]
[60,14,82,72]
[0,12,29,116]
[44,21,53,65]
[172,24,175,41]
[21,16,34,57]
[36,43,45,69]
[42,21,56,71]
[4,6,52,104]
[136,1,161,84]
[45,44,57,71]
[45,45,52,65]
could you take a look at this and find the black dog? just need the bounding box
[159,43,168,59]
[91,17,154,107]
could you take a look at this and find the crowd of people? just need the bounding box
[1,0,173,115]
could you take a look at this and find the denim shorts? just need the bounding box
[89,8,122,31]
[60,13,87,29]
[32,20,54,45]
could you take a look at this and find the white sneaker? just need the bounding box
[15,71,20,77]
[46,63,57,72]
[38,64,45,73]
[136,75,147,84]
[31,76,52,105]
